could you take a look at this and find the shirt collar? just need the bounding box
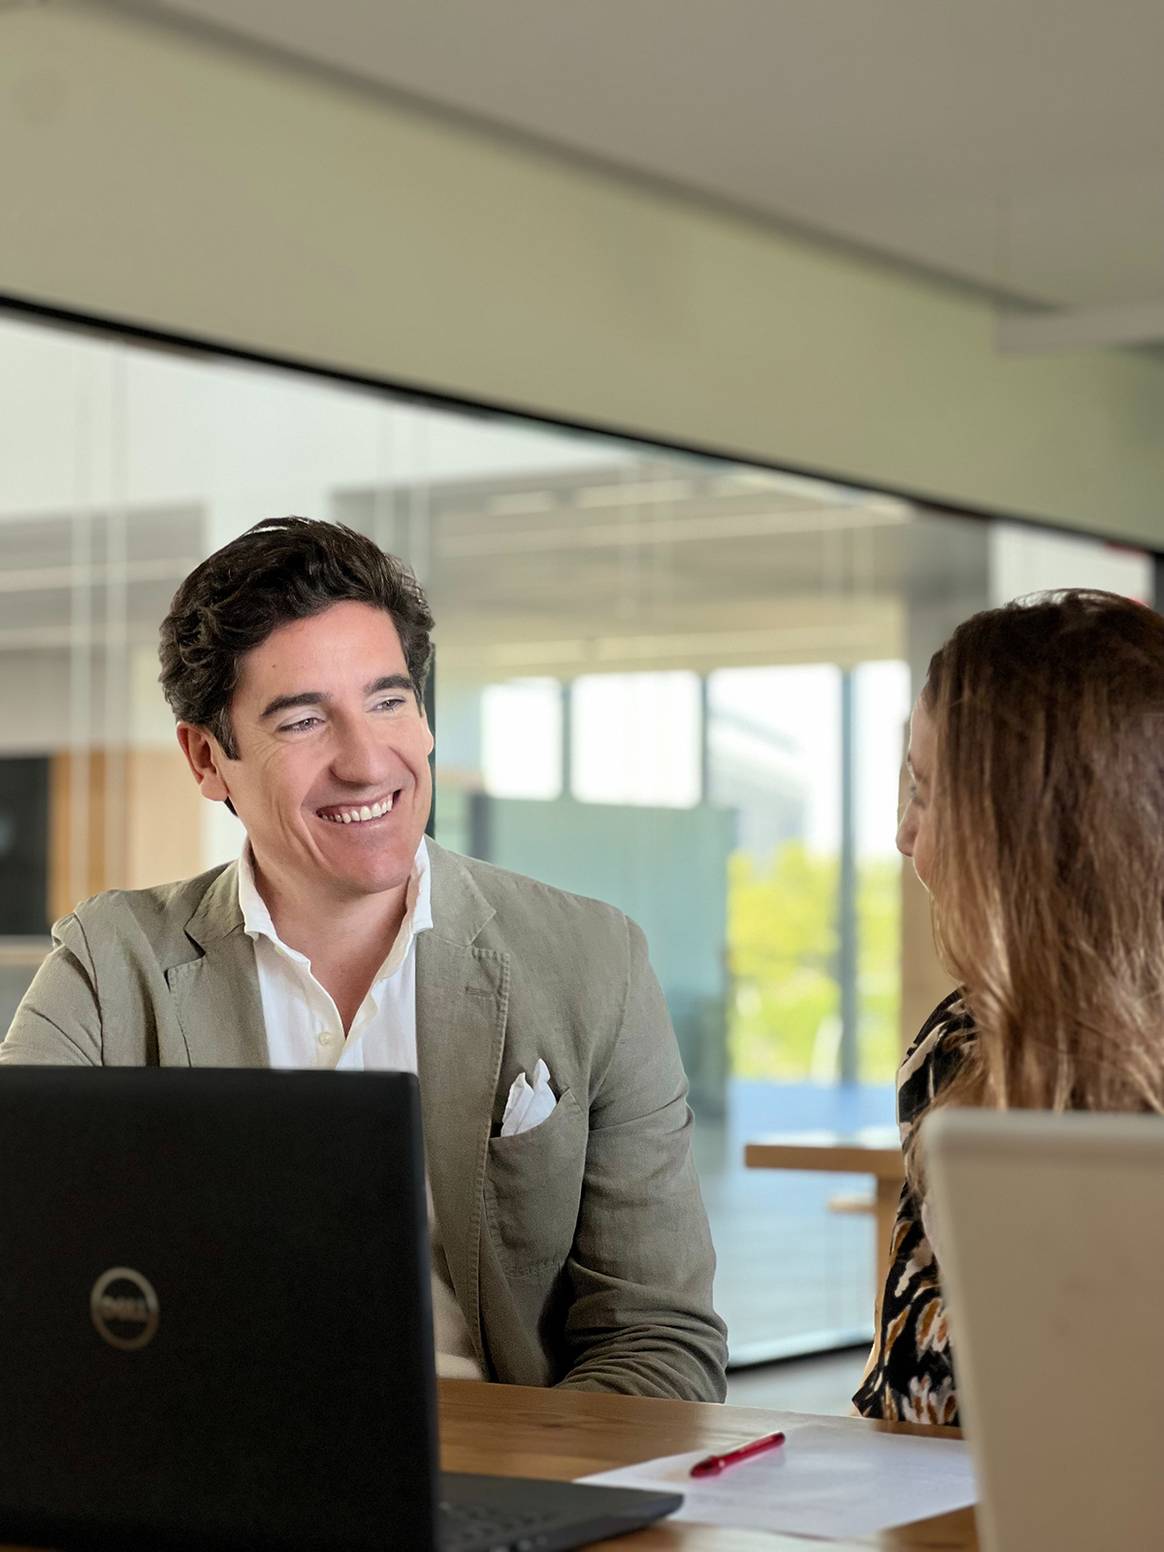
[410,835,434,934]
[238,836,434,955]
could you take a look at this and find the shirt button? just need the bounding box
[318,1031,335,1047]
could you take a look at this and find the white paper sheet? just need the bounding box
[577,1414,976,1540]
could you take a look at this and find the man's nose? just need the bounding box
[330,718,395,786]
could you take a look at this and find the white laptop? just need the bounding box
[924,1108,1164,1552]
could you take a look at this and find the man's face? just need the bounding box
[185,601,434,907]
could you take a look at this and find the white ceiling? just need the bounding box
[134,0,1164,312]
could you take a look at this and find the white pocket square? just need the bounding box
[500,1058,557,1137]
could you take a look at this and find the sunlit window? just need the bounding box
[571,672,700,808]
[481,679,562,800]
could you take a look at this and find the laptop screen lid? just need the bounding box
[0,1067,439,1551]
[924,1107,1164,1552]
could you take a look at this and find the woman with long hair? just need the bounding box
[853,589,1164,1425]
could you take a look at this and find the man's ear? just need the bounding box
[177,723,233,803]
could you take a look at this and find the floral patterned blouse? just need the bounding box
[851,989,976,1426]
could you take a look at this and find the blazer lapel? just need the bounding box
[416,843,508,1369]
[165,862,269,1068]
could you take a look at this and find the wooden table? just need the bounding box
[440,1379,975,1550]
[744,1131,905,1303]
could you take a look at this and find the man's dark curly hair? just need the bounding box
[158,517,434,759]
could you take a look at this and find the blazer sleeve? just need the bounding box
[1,914,103,1065]
[556,917,728,1402]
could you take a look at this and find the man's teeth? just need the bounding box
[322,795,394,824]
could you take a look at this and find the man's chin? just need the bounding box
[328,872,410,900]
[320,863,414,902]
[307,825,423,904]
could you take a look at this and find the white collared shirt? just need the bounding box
[237,838,483,1380]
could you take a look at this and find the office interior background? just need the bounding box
[3,0,1164,1374]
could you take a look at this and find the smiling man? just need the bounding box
[3,517,727,1402]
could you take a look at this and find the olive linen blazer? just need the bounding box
[2,840,727,1402]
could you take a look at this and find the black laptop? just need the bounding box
[0,1068,680,1550]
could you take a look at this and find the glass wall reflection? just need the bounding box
[0,311,1154,1360]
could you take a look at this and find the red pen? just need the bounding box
[690,1431,786,1477]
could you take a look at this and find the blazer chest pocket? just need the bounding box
[484,1087,587,1274]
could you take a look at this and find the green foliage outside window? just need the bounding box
[726,844,900,1083]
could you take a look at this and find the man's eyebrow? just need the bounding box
[260,691,328,721]
[259,676,417,721]
[365,674,416,696]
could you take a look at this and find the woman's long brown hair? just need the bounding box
[909,590,1164,1187]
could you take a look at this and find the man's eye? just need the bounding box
[282,716,321,733]
[374,697,407,712]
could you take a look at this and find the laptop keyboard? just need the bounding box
[438,1495,562,1551]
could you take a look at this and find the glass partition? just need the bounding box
[0,309,1154,1359]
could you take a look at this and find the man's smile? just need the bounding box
[315,789,403,825]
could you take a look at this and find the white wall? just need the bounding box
[4,4,1164,546]
[989,526,1154,605]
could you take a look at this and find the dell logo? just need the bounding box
[90,1267,159,1351]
